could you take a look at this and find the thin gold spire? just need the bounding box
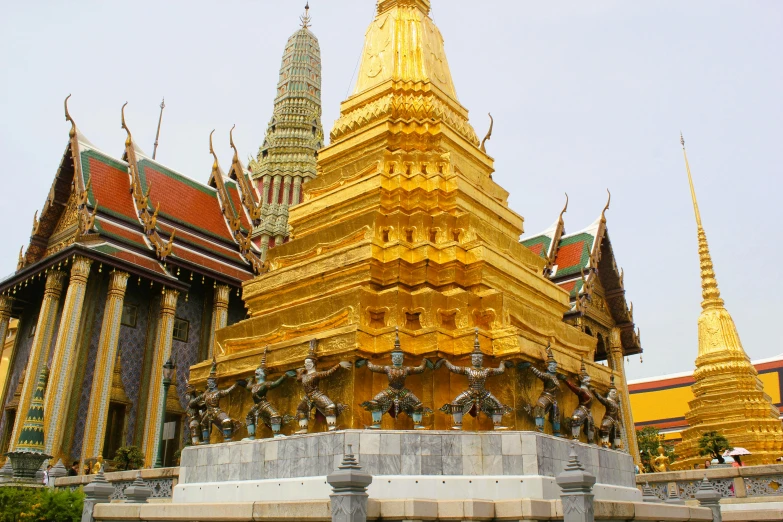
[680,133,723,310]
[300,3,311,28]
[153,97,165,160]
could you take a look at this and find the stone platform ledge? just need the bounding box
[635,464,783,484]
[55,466,179,488]
[722,507,783,522]
[92,499,715,522]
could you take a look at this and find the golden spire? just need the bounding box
[680,134,723,310]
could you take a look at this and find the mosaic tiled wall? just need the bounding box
[121,284,155,448]
[172,286,207,412]
[70,275,108,459]
[0,307,37,445]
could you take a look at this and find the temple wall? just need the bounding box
[0,307,37,450]
[129,290,160,447]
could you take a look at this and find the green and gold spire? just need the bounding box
[674,134,783,468]
[250,4,324,254]
[15,366,49,453]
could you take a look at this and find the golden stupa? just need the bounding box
[192,0,618,436]
[672,136,783,469]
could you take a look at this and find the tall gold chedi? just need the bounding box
[673,136,783,469]
[203,0,613,434]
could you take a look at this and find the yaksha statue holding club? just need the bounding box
[593,375,623,449]
[562,359,595,442]
[357,328,433,429]
[244,347,292,439]
[519,343,561,436]
[184,381,205,446]
[294,339,352,434]
[438,328,513,430]
[201,357,246,442]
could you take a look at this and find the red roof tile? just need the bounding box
[82,151,138,224]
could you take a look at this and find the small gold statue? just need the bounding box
[244,348,292,439]
[357,328,433,429]
[200,357,246,443]
[91,455,104,475]
[294,339,352,433]
[438,329,513,430]
[652,446,670,472]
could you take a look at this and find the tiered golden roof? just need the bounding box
[197,0,617,434]
[673,136,783,468]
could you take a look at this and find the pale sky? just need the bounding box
[1,1,780,380]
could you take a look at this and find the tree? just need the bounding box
[113,445,145,471]
[698,431,732,464]
[636,426,677,472]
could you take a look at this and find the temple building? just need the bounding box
[201,0,642,457]
[521,197,642,459]
[0,12,316,470]
[658,137,783,469]
[249,4,324,257]
[628,354,783,443]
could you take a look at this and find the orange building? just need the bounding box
[628,355,783,443]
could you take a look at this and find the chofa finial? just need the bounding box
[601,189,611,222]
[480,113,494,153]
[560,193,569,220]
[209,130,219,171]
[301,2,312,28]
[121,102,132,145]
[64,94,76,138]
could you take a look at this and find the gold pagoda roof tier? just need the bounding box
[328,0,480,165]
[200,0,616,435]
[672,136,783,469]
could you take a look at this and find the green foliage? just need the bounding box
[0,487,83,522]
[636,426,677,472]
[112,445,145,471]
[698,431,732,464]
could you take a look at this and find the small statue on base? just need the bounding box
[592,375,623,449]
[438,329,513,430]
[184,381,205,446]
[357,328,433,429]
[245,348,292,439]
[562,360,595,442]
[294,339,352,434]
[652,446,670,472]
[200,357,246,443]
[519,343,561,436]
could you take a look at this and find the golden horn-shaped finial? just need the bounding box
[121,102,132,146]
[680,133,723,310]
[64,94,76,138]
[229,125,239,164]
[560,193,569,220]
[601,189,611,222]
[480,113,494,153]
[209,129,219,171]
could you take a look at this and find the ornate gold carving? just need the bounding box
[270,227,371,270]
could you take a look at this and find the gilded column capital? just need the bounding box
[69,256,93,284]
[214,285,230,308]
[107,270,130,297]
[0,294,13,316]
[609,327,623,352]
[44,270,67,296]
[160,288,179,314]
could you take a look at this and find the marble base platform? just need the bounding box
[174,430,639,504]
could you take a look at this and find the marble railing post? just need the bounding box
[81,270,130,465]
[143,288,179,467]
[207,284,230,359]
[9,270,66,451]
[327,445,372,522]
[695,476,723,522]
[609,327,639,463]
[556,446,596,522]
[45,256,93,460]
[80,466,113,522]
[0,295,15,409]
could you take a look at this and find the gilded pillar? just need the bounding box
[272,175,282,207]
[281,177,292,209]
[207,284,230,359]
[609,327,640,465]
[80,270,130,463]
[0,295,14,410]
[292,176,302,205]
[9,270,66,451]
[142,288,179,467]
[44,256,93,459]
